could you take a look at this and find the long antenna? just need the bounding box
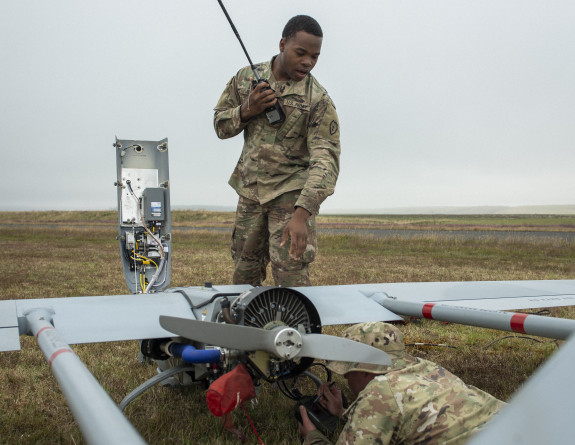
[216,0,261,81]
[216,0,285,125]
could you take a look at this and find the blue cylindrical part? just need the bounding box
[169,343,221,364]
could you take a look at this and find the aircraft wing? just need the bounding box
[2,280,575,352]
[2,279,575,445]
[0,285,251,352]
[297,279,575,325]
[466,331,575,445]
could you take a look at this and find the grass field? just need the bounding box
[2,210,575,231]
[1,212,574,444]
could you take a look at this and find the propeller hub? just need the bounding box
[271,327,303,359]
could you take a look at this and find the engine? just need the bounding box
[226,286,322,381]
[140,286,322,386]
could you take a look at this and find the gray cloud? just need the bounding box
[1,0,573,211]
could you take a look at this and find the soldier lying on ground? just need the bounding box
[298,322,505,445]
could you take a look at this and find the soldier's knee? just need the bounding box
[233,267,266,287]
[271,262,310,287]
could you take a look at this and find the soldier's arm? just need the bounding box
[213,75,249,139]
[214,73,278,139]
[300,406,335,445]
[295,95,341,216]
[335,384,398,445]
[304,429,334,445]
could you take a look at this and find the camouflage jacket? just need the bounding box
[213,57,340,215]
[304,357,505,445]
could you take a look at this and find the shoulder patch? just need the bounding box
[329,120,338,135]
[283,99,311,112]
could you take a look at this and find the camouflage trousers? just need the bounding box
[231,191,317,287]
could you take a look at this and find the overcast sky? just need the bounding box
[1,0,574,212]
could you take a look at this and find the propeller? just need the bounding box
[159,316,391,366]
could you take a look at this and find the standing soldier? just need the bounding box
[214,15,340,287]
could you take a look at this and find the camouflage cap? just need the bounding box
[327,322,414,375]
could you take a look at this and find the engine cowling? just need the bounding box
[225,286,322,381]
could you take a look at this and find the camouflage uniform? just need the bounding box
[304,322,505,445]
[214,58,340,286]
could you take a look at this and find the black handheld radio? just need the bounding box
[217,0,286,125]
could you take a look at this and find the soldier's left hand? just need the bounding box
[297,405,317,437]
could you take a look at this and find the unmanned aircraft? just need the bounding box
[1,138,574,445]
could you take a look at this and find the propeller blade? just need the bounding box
[299,333,391,366]
[159,316,391,366]
[160,316,272,351]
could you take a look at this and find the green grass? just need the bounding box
[0,212,574,444]
[317,213,575,229]
[1,210,574,231]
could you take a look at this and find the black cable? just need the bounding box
[277,380,300,400]
[528,309,552,316]
[276,363,333,401]
[482,335,545,350]
[166,289,241,311]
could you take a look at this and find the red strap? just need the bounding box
[241,404,266,445]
